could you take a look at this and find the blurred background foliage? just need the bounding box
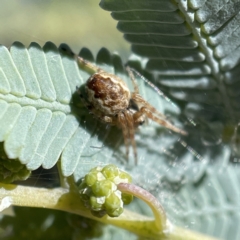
[0,0,130,60]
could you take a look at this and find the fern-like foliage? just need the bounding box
[100,0,240,125]
[0,42,182,182]
[99,0,240,176]
[99,0,240,239]
[162,162,240,240]
[1,1,240,239]
[0,42,84,177]
[0,42,105,179]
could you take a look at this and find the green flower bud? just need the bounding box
[107,207,124,218]
[102,164,119,180]
[122,193,133,205]
[105,191,123,217]
[92,179,115,197]
[85,170,105,187]
[90,196,105,211]
[78,164,133,218]
[118,171,132,183]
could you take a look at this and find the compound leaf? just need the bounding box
[0,42,182,182]
[99,0,240,239]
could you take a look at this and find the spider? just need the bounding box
[75,55,187,165]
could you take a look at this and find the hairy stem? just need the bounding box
[118,182,166,232]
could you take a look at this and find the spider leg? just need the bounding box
[118,111,138,164]
[137,106,187,135]
[132,92,187,135]
[118,112,130,162]
[126,66,139,94]
[75,55,104,73]
[132,109,146,127]
[124,110,137,164]
[132,93,167,120]
[60,46,105,73]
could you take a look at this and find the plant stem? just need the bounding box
[118,182,166,232]
[117,183,219,240]
[0,183,219,240]
[57,161,77,190]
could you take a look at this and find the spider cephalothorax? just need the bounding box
[86,72,130,117]
[77,56,187,164]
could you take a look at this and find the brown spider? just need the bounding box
[76,55,187,164]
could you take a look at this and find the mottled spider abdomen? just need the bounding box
[86,72,131,116]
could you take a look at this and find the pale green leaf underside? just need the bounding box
[162,162,240,240]
[0,42,85,177]
[100,1,240,239]
[0,42,184,181]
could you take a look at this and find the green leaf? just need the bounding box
[0,42,184,183]
[99,0,240,239]
[1,1,240,239]
[0,42,83,177]
[164,163,240,240]
[100,0,240,123]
